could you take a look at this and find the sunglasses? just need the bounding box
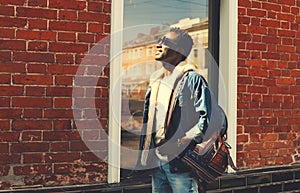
[157,36,185,54]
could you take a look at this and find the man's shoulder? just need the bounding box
[185,70,206,84]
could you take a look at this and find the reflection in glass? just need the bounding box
[121,0,209,172]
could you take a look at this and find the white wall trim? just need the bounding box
[108,0,124,184]
[219,0,238,171]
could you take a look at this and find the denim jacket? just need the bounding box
[137,71,213,172]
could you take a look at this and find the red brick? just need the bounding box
[58,10,77,20]
[0,97,9,107]
[262,36,281,44]
[55,54,74,64]
[48,65,78,75]
[28,18,47,30]
[49,0,86,10]
[12,97,52,107]
[277,45,295,53]
[12,120,52,131]
[0,86,23,96]
[278,0,296,5]
[260,117,278,125]
[291,6,299,15]
[50,142,69,152]
[28,0,47,7]
[43,131,80,141]
[27,64,47,73]
[104,24,110,33]
[81,152,104,162]
[260,149,278,158]
[23,153,44,163]
[45,152,80,163]
[22,131,42,141]
[0,74,10,84]
[55,76,73,86]
[251,18,261,26]
[13,74,53,85]
[281,38,294,45]
[13,164,52,175]
[0,5,14,16]
[13,52,54,63]
[261,19,280,28]
[276,77,295,85]
[23,109,43,118]
[17,7,57,19]
[249,69,268,77]
[248,26,267,34]
[28,41,48,51]
[70,141,88,151]
[49,42,88,53]
[262,2,281,11]
[58,32,76,42]
[78,12,110,23]
[0,109,22,118]
[54,98,72,108]
[25,86,45,96]
[267,28,277,36]
[53,120,72,131]
[49,21,86,32]
[0,154,21,164]
[44,109,73,118]
[0,28,15,38]
[246,60,267,68]
[0,40,26,51]
[78,33,95,43]
[88,1,103,12]
[246,43,266,51]
[16,30,56,41]
[239,0,251,7]
[0,132,20,142]
[46,87,72,97]
[88,23,103,33]
[0,16,27,27]
[0,51,11,61]
[278,13,295,22]
[11,142,49,153]
[251,1,261,8]
[262,52,280,60]
[247,9,266,17]
[0,143,9,154]
[103,2,110,13]
[0,0,25,4]
[278,29,296,37]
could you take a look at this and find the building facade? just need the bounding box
[0,0,299,191]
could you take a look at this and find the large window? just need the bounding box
[109,0,237,183]
[121,0,214,174]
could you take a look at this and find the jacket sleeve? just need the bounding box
[184,72,211,143]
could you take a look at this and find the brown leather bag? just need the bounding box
[181,136,238,183]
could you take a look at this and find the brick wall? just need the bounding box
[237,0,300,168]
[0,0,110,189]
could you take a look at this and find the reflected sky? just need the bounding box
[124,0,208,27]
[124,0,208,41]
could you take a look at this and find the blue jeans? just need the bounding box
[152,160,198,193]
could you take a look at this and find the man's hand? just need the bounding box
[157,136,192,156]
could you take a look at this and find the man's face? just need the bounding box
[155,32,181,64]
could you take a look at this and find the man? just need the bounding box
[136,28,211,193]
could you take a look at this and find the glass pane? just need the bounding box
[120,0,209,173]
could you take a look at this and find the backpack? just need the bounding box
[181,106,238,183]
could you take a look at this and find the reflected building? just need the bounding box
[120,17,209,169]
[121,17,209,123]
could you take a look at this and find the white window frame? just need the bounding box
[109,0,238,183]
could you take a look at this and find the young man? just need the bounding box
[137,28,211,193]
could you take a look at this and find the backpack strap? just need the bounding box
[164,71,190,130]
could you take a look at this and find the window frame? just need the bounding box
[108,0,238,183]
